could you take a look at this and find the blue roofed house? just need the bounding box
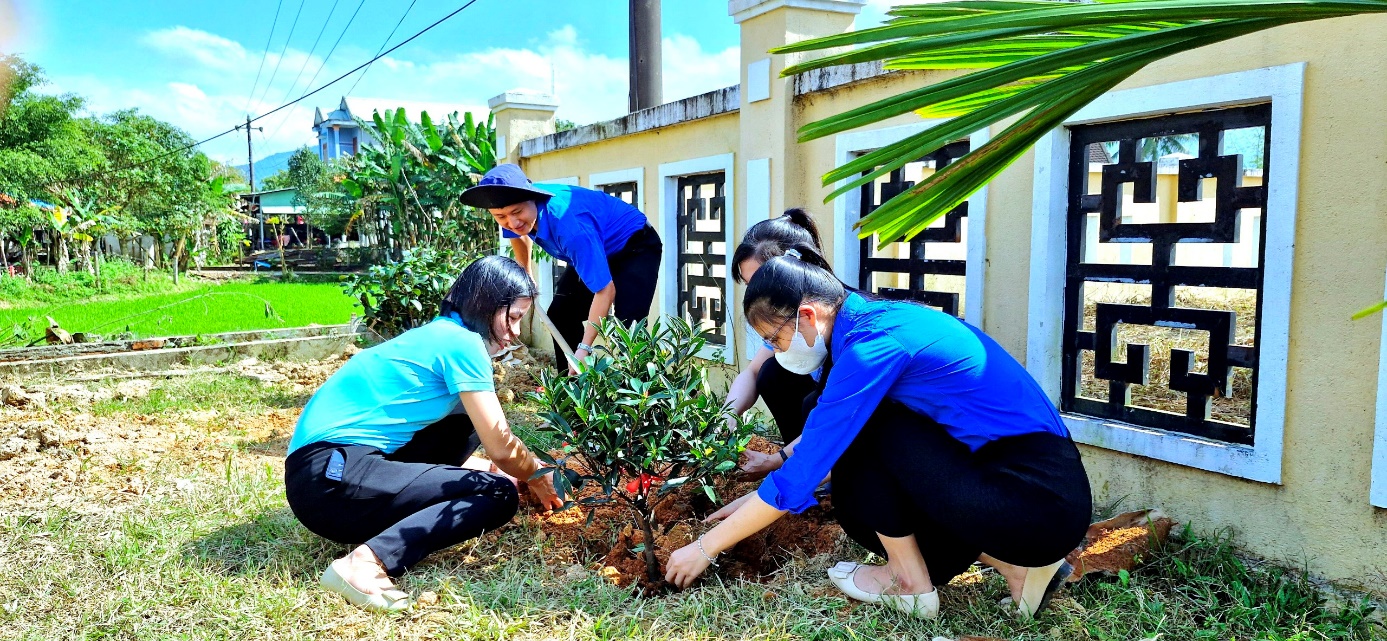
[313,97,375,162]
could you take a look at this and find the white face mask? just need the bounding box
[774,314,828,375]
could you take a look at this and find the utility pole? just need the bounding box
[236,116,264,249]
[628,0,662,112]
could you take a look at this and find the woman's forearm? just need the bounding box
[460,391,540,479]
[700,493,786,555]
[582,282,616,346]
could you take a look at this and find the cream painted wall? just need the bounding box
[509,13,1387,584]
[992,16,1387,584]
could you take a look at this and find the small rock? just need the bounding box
[1,384,33,408]
[47,384,93,405]
[114,380,152,400]
[130,339,165,351]
[563,564,586,582]
[415,591,439,606]
[343,344,362,357]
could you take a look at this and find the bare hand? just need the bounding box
[526,470,564,511]
[739,449,782,479]
[665,541,713,589]
[568,348,588,376]
[705,490,755,523]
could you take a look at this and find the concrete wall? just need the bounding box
[504,3,1387,584]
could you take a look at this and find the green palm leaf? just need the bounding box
[776,0,1387,244]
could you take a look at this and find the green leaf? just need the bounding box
[1352,300,1387,320]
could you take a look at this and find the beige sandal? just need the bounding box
[1016,559,1071,619]
[320,558,412,613]
[827,561,939,619]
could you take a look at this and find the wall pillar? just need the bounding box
[730,0,864,358]
[488,90,560,166]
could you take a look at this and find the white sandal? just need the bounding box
[320,559,413,613]
[1016,559,1071,619]
[827,561,939,619]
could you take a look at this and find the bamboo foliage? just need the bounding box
[773,0,1387,246]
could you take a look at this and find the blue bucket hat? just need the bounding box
[459,164,554,209]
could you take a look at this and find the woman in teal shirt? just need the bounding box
[665,252,1091,621]
[284,256,562,612]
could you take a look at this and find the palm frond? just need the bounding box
[775,0,1387,244]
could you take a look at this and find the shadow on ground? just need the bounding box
[181,507,339,577]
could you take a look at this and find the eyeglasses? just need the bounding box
[758,314,797,353]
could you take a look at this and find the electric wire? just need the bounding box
[264,0,370,142]
[345,0,417,97]
[242,0,287,115]
[271,0,342,115]
[77,0,482,182]
[251,0,308,111]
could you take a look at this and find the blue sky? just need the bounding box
[3,0,894,164]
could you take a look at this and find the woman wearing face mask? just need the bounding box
[283,256,565,613]
[726,208,835,476]
[461,164,661,373]
[666,253,1092,621]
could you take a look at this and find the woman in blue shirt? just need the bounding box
[284,256,563,612]
[665,252,1091,621]
[461,164,661,372]
[725,209,832,473]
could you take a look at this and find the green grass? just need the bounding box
[2,372,1382,640]
[0,259,194,306]
[0,278,360,342]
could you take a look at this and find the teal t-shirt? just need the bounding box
[286,315,495,455]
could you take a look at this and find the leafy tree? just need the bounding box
[529,317,757,585]
[341,246,470,337]
[775,0,1387,245]
[555,118,578,132]
[259,169,294,190]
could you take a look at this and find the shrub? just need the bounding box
[528,316,757,585]
[341,247,472,338]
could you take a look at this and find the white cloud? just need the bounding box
[40,24,740,164]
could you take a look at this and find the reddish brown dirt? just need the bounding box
[1066,509,1175,580]
[524,436,845,591]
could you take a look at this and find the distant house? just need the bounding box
[312,97,375,162]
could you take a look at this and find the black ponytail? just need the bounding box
[733,207,831,283]
[743,251,847,331]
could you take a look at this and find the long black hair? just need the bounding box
[743,250,848,331]
[439,255,538,343]
[733,207,832,283]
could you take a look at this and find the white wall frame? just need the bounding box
[1372,265,1387,507]
[528,175,579,308]
[658,153,737,363]
[1025,63,1306,485]
[833,122,991,327]
[588,167,646,207]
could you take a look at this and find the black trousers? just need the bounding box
[754,357,819,444]
[828,402,1092,586]
[549,224,662,360]
[284,414,519,577]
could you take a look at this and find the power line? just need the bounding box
[251,0,307,111]
[265,0,370,142]
[80,0,482,181]
[243,0,287,115]
[346,0,417,97]
[271,0,343,113]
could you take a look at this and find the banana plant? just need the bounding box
[774,0,1387,247]
[338,108,498,259]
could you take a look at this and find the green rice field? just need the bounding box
[0,279,361,343]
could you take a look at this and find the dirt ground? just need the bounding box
[1,348,1171,604]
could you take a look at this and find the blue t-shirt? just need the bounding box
[758,293,1069,513]
[286,315,496,455]
[501,183,648,293]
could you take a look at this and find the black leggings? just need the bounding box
[829,402,1091,586]
[754,357,819,444]
[284,414,519,577]
[549,225,662,360]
